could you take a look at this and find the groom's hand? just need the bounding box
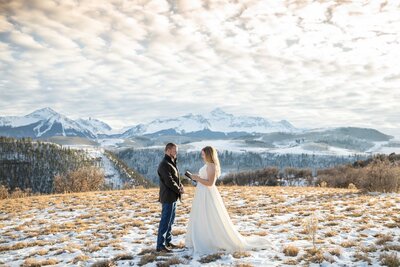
[179,185,185,194]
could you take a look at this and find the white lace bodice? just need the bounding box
[199,164,217,186]
[199,164,208,180]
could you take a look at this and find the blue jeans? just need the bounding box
[156,202,176,249]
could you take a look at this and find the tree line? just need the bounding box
[117,148,368,183]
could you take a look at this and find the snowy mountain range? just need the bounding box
[0,108,395,156]
[0,108,109,139]
[0,107,299,139]
[121,108,298,138]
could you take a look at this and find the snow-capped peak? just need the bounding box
[122,108,299,137]
[76,118,112,135]
[26,107,59,119]
[0,107,62,128]
[209,108,232,118]
[0,108,97,139]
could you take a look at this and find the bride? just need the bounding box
[185,146,273,255]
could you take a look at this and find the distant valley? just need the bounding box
[2,107,399,185]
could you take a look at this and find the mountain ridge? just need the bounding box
[121,108,299,138]
[0,108,394,144]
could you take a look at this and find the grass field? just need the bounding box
[1,186,399,266]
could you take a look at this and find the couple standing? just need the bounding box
[156,143,272,255]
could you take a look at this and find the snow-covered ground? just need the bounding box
[97,138,127,148]
[185,140,255,153]
[184,139,366,156]
[375,146,400,154]
[1,187,399,266]
[363,141,400,155]
[268,144,360,156]
[180,139,400,156]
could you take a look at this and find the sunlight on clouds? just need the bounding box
[0,15,13,32]
[8,31,44,50]
[177,0,203,13]
[0,43,13,63]
[145,0,170,13]
[0,0,399,135]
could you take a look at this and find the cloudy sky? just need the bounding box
[0,0,399,137]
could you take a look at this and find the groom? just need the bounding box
[156,143,184,252]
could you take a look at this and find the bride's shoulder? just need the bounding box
[205,162,216,169]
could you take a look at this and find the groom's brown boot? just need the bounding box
[156,246,171,252]
[166,243,179,249]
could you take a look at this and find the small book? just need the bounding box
[184,170,193,180]
[184,170,197,186]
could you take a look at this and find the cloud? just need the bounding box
[0,15,13,31]
[8,30,44,50]
[0,0,399,136]
[177,0,203,13]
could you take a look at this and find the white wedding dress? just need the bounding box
[185,164,273,255]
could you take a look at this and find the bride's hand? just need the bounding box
[192,174,200,181]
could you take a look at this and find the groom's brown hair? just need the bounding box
[165,142,177,152]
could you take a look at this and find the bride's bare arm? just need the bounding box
[193,164,216,186]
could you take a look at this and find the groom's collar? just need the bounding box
[164,154,177,164]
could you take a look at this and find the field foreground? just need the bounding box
[1,186,399,266]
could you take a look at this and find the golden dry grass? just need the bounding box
[354,252,372,264]
[72,254,90,264]
[199,252,224,263]
[138,254,157,266]
[233,251,252,258]
[283,245,300,257]
[156,256,184,267]
[282,258,298,265]
[22,258,59,267]
[380,252,400,267]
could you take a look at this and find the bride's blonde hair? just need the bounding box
[202,146,221,177]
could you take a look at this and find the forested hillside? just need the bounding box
[103,150,154,188]
[0,137,98,193]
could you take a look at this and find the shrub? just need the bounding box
[316,165,358,188]
[316,156,400,193]
[380,252,400,267]
[284,168,313,186]
[0,185,8,199]
[348,183,357,190]
[283,245,299,256]
[10,187,26,198]
[222,167,279,186]
[0,186,36,199]
[54,166,105,193]
[358,160,399,193]
[303,214,318,248]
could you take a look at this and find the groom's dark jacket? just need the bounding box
[158,154,182,203]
